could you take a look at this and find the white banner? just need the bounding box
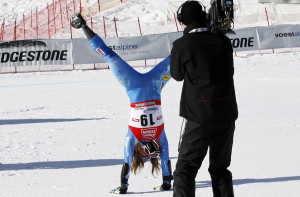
[1,25,300,68]
[72,29,261,64]
[227,27,259,52]
[72,33,171,64]
[0,39,73,67]
[257,24,300,49]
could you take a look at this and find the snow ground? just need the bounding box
[1,0,300,196]
[1,52,300,196]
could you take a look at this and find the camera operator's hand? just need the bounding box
[71,13,86,29]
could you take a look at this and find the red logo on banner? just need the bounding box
[96,48,105,56]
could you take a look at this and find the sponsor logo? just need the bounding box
[142,128,157,139]
[275,32,300,38]
[96,48,105,56]
[0,40,47,48]
[163,74,170,81]
[132,118,140,122]
[229,37,254,48]
[0,50,68,63]
[108,44,138,51]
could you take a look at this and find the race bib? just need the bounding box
[128,100,164,141]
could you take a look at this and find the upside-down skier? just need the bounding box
[71,13,173,194]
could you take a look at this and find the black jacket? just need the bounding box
[170,24,238,124]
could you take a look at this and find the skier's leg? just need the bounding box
[146,56,171,90]
[89,35,141,90]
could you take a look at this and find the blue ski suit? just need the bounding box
[88,34,172,186]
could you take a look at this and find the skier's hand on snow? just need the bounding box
[153,182,171,191]
[71,13,86,29]
[110,186,127,194]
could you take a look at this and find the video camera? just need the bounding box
[207,0,234,34]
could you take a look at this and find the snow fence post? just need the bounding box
[173,13,179,32]
[98,0,101,13]
[91,17,93,31]
[36,7,39,39]
[23,13,26,40]
[53,0,57,34]
[70,18,72,39]
[80,0,82,14]
[114,17,118,37]
[137,17,147,66]
[73,0,76,13]
[137,17,142,35]
[48,3,50,39]
[265,7,274,53]
[59,0,63,29]
[31,9,33,28]
[13,18,17,41]
[1,18,5,41]
[103,16,106,38]
[265,7,270,26]
[65,1,69,24]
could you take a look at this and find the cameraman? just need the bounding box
[170,1,238,197]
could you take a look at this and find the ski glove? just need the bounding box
[71,13,86,29]
[110,186,128,194]
[153,183,172,191]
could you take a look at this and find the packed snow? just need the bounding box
[1,0,300,196]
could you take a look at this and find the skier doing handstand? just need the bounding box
[71,13,173,194]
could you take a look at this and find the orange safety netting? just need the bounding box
[0,0,127,41]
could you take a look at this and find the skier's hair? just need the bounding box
[131,143,160,175]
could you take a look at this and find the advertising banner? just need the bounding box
[257,24,300,49]
[227,27,259,52]
[0,39,73,67]
[72,34,170,64]
[167,31,183,50]
[1,25,300,68]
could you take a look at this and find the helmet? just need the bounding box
[139,140,161,158]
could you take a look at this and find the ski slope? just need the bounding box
[1,0,300,196]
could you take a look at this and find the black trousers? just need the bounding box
[173,120,235,197]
